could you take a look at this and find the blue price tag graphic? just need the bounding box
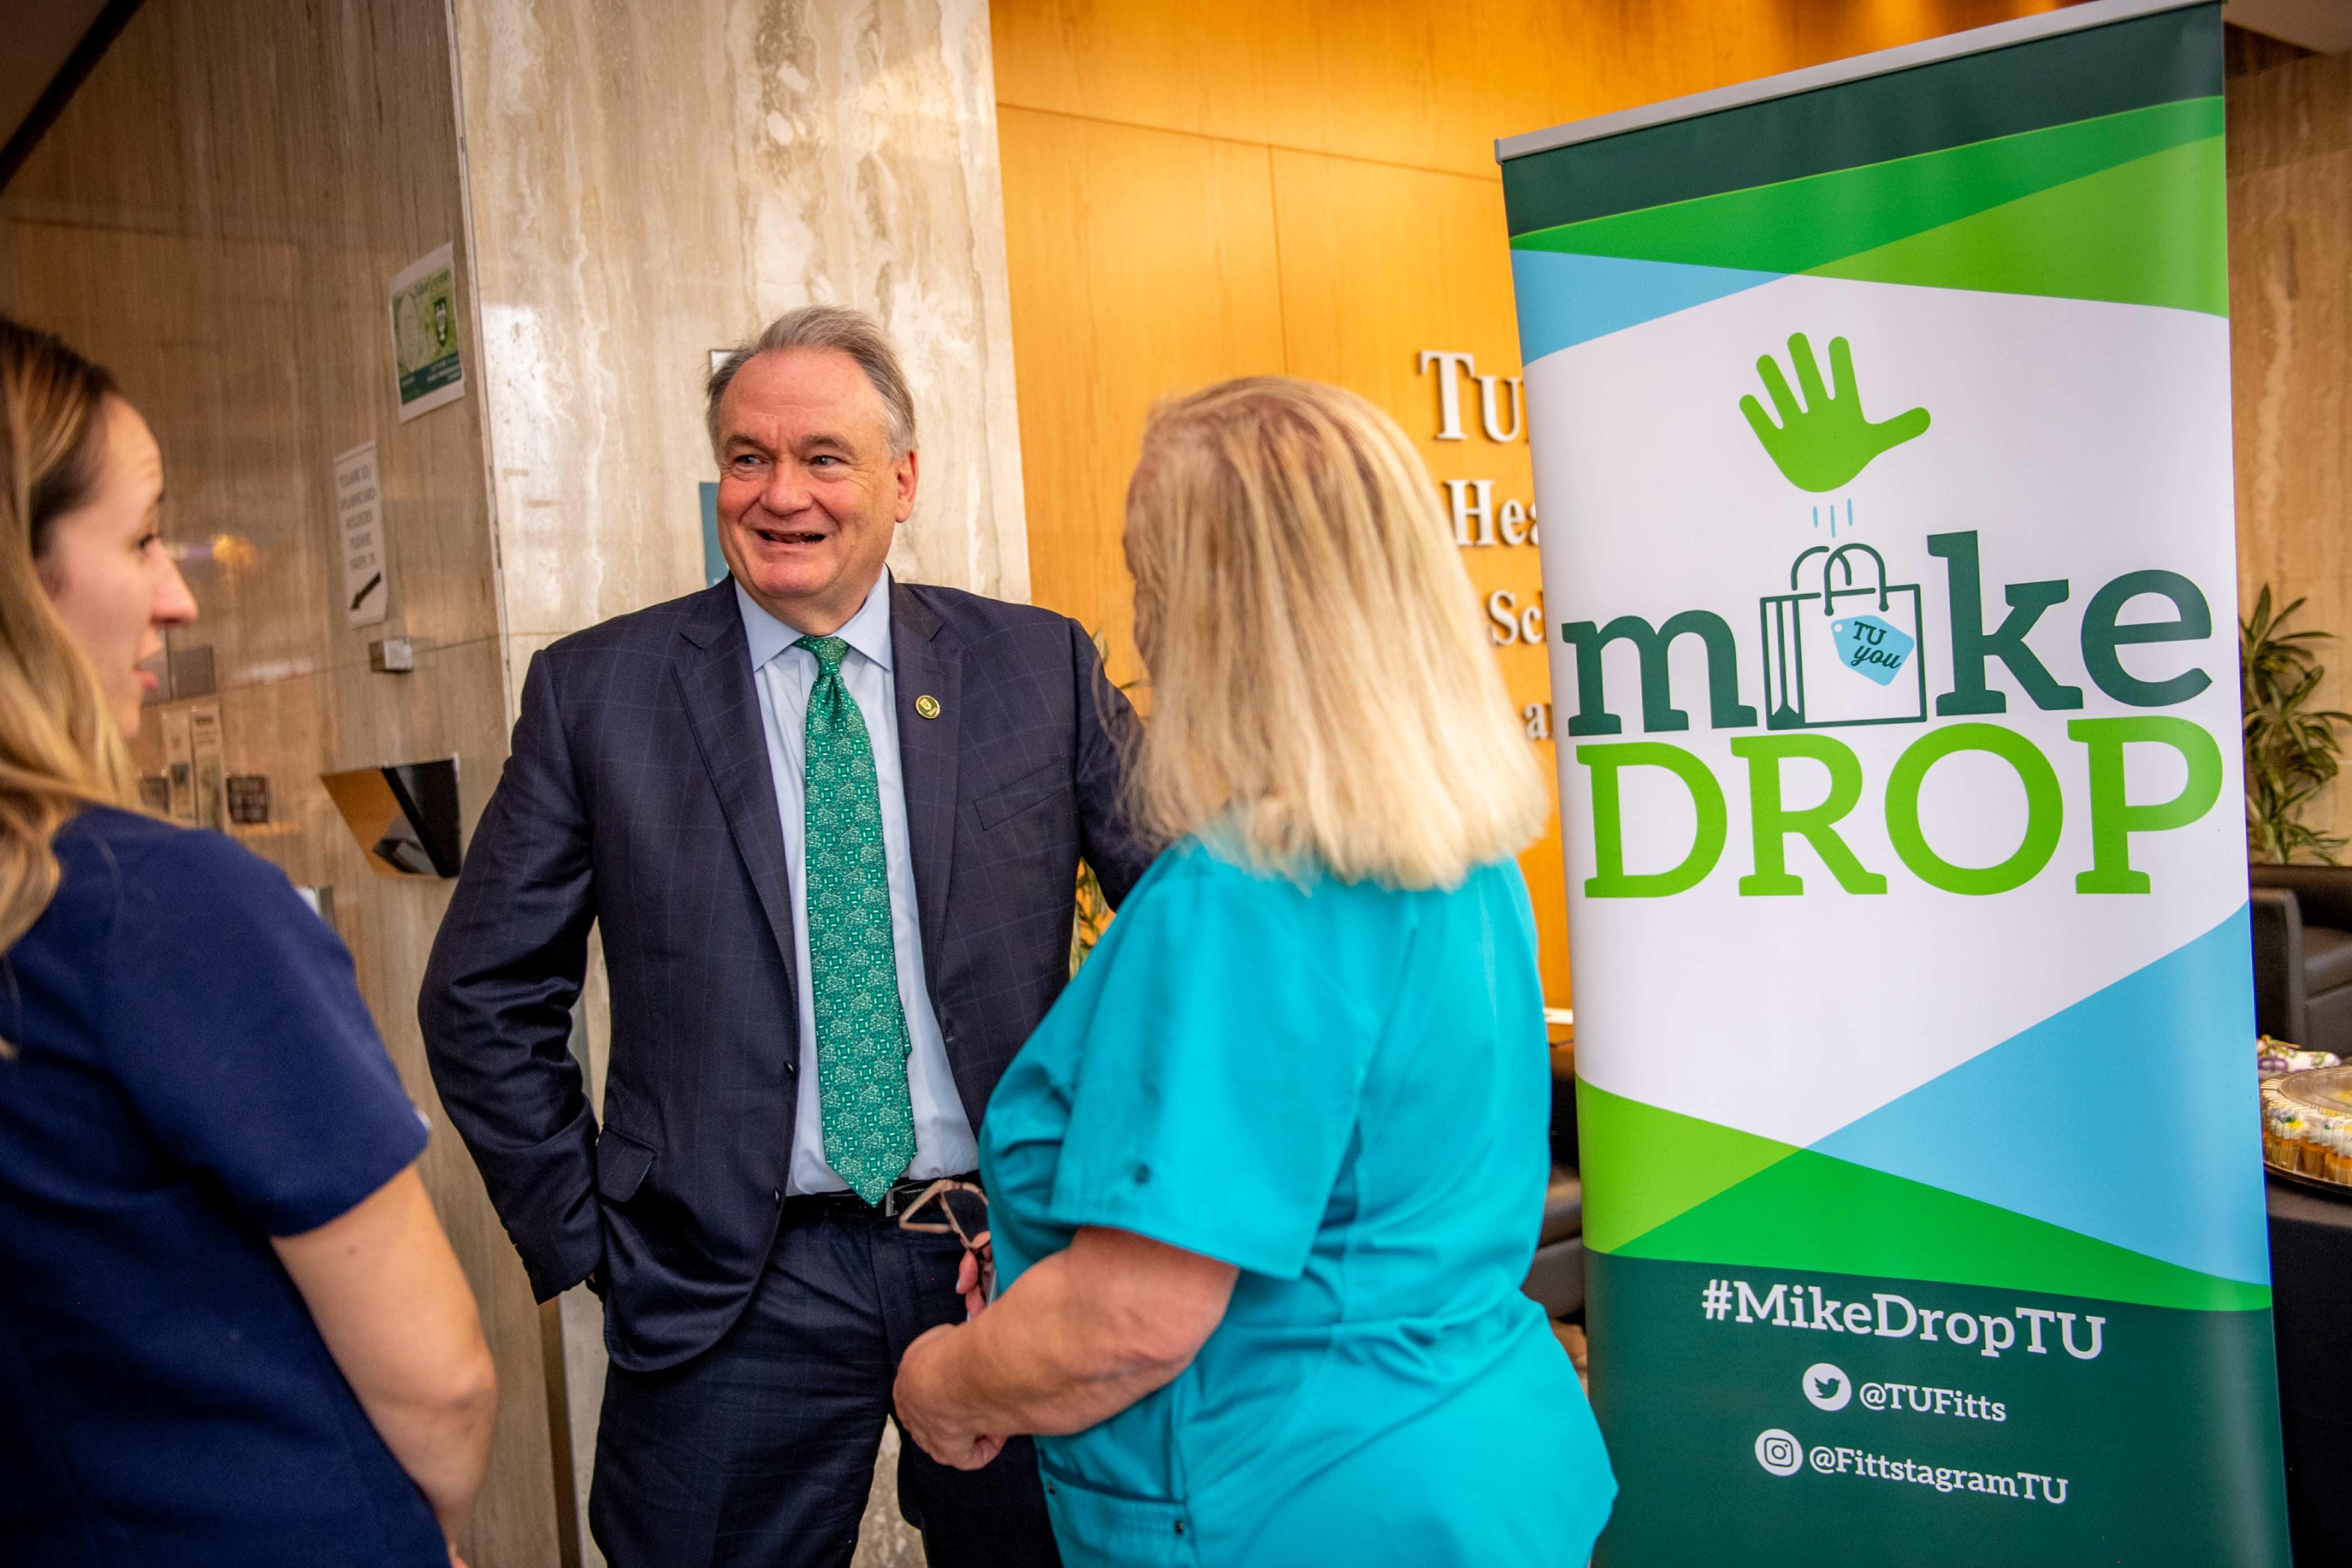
[1832,614,1914,687]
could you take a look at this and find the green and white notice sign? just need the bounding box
[389,242,465,422]
[1499,2,2288,1561]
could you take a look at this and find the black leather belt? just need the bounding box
[784,1171,981,1219]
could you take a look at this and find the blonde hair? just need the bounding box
[1122,376,1548,889]
[0,317,140,960]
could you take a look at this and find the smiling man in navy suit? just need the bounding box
[421,305,1150,1568]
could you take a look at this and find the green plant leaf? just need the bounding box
[2243,585,2347,865]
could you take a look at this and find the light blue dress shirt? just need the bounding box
[736,570,978,1195]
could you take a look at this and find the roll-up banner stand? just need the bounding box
[1498,2,2288,1561]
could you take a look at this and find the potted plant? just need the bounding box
[2242,585,2352,864]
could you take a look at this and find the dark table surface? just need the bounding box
[2270,1176,2352,1565]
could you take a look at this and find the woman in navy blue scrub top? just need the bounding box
[0,318,498,1566]
[893,377,1615,1565]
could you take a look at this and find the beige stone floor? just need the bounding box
[852,1424,927,1568]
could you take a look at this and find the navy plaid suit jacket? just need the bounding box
[420,578,1150,1370]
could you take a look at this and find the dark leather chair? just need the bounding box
[1525,1171,1585,1316]
[2250,863,2352,1057]
[1523,1038,1585,1317]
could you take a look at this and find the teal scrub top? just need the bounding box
[982,839,1616,1567]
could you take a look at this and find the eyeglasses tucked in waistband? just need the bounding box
[894,1177,995,1306]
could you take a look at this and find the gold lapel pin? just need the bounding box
[915,694,942,720]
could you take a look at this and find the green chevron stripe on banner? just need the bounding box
[1576,1077,1796,1254]
[1616,1146,2273,1313]
[1498,3,2217,235]
[1813,133,2225,314]
[1513,96,2220,289]
[1582,1080,2268,1311]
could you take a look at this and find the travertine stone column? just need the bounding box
[446,3,1026,1559]
[453,0,1028,658]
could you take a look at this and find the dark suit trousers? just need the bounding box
[588,1201,1060,1568]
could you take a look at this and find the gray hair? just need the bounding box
[705,305,917,458]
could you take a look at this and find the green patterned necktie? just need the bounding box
[794,634,916,1204]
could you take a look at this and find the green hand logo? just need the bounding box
[1739,332,1930,493]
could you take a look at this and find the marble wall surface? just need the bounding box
[2229,48,2352,849]
[0,2,567,1564]
[451,0,1028,653]
[444,2,1028,1560]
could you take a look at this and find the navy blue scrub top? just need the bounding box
[0,807,443,1566]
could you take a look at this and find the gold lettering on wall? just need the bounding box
[1423,349,1543,645]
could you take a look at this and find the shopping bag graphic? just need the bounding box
[1759,543,1929,728]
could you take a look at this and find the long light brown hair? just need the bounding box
[0,317,140,959]
[1122,376,1548,889]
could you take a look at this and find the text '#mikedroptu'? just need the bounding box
[1701,1279,2105,1360]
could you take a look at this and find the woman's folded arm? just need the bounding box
[894,1226,1237,1468]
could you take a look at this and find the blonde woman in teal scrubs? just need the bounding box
[893,376,1615,1566]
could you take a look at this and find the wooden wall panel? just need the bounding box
[999,106,1288,689]
[998,1,2072,182]
[992,2,1272,141]
[1271,150,1567,997]
[2228,51,2352,845]
[1254,1,1794,181]
[1792,0,2073,70]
